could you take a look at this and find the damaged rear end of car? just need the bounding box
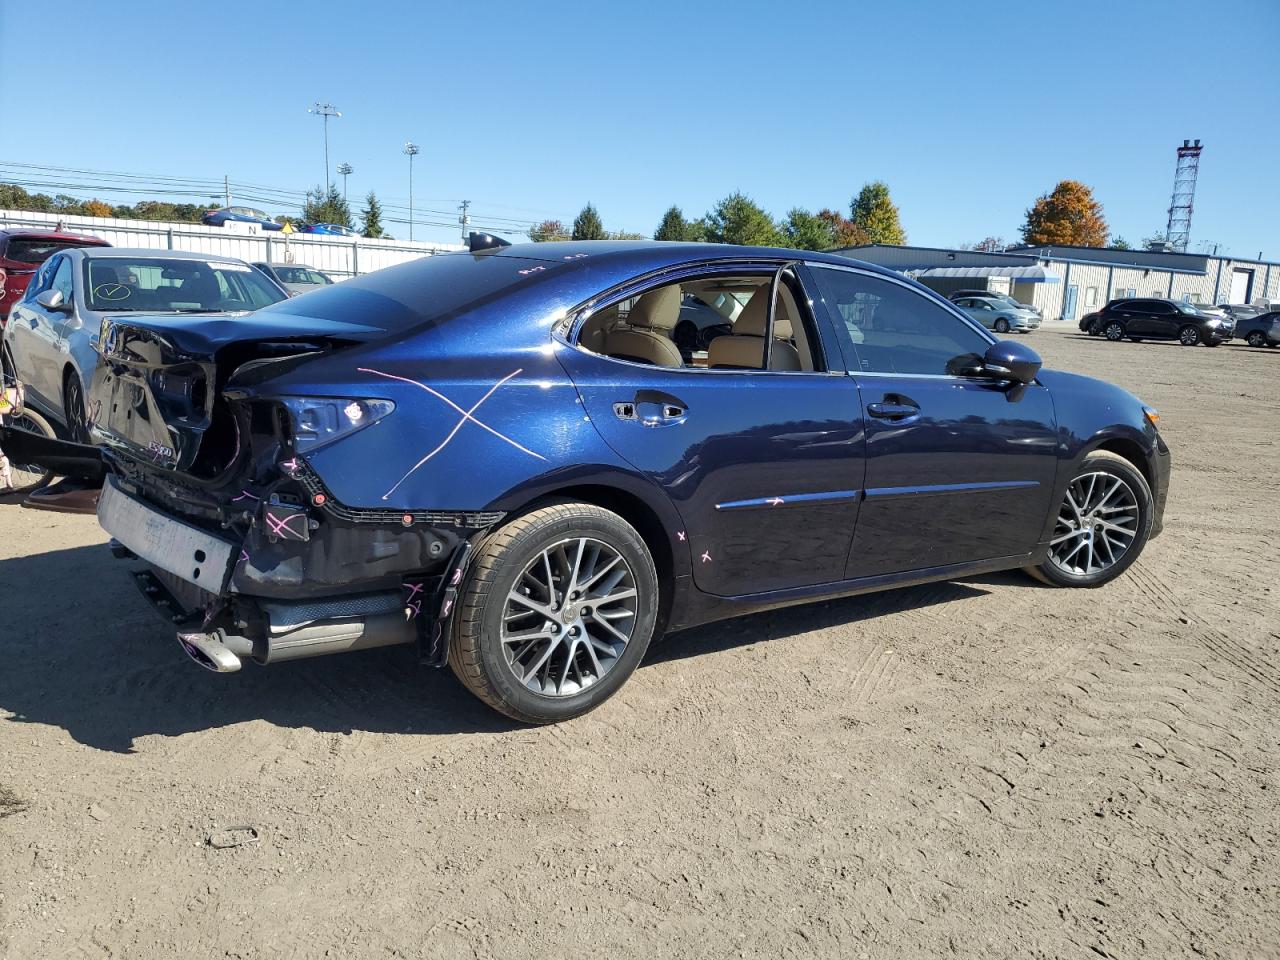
[89,309,489,674]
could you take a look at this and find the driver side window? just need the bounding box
[811,266,990,376]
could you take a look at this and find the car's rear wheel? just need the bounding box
[1246,331,1266,347]
[1178,325,1201,346]
[1026,451,1153,588]
[449,501,659,723]
[1103,321,1125,341]
[994,318,1010,333]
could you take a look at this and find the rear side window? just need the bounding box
[810,266,990,377]
[4,237,103,264]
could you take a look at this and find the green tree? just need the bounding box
[962,236,1006,252]
[528,219,569,242]
[850,181,906,245]
[571,203,606,241]
[1020,180,1107,247]
[654,205,692,241]
[703,192,782,246]
[1109,235,1131,250]
[361,192,385,238]
[300,184,353,229]
[781,208,836,251]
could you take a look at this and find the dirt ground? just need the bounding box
[1,325,1277,959]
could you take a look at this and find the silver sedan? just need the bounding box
[1,248,287,440]
[953,295,1041,334]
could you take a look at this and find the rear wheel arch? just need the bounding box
[497,483,680,634]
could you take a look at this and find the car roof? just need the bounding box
[261,262,323,269]
[75,247,251,263]
[0,228,108,244]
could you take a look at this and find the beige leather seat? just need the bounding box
[602,285,684,367]
[707,285,803,370]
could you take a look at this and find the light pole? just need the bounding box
[403,141,420,241]
[337,162,353,201]
[308,102,341,193]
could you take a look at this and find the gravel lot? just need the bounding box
[1,325,1277,959]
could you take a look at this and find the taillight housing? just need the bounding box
[280,397,395,454]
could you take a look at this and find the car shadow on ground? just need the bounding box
[0,540,1018,753]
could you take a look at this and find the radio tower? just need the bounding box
[1165,139,1203,253]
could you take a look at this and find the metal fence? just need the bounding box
[0,209,463,279]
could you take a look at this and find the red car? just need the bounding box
[0,229,111,323]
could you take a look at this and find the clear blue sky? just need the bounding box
[2,0,1277,256]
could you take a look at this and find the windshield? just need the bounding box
[1175,301,1201,315]
[275,266,332,285]
[85,258,288,313]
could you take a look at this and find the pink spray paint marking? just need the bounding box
[517,266,546,276]
[701,550,712,563]
[676,531,686,542]
[264,511,306,540]
[357,366,546,500]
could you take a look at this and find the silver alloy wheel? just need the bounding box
[1179,325,1200,346]
[501,536,639,697]
[1104,322,1124,341]
[1247,331,1265,347]
[1048,471,1140,577]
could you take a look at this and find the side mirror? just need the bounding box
[36,289,70,313]
[981,340,1041,384]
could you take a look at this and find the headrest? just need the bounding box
[628,285,681,330]
[736,284,795,339]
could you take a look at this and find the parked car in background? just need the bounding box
[251,262,335,296]
[953,295,1040,333]
[302,223,359,237]
[1235,311,1280,348]
[25,239,1168,723]
[1,248,288,441]
[949,288,1041,317]
[1,229,110,322]
[1218,303,1262,322]
[202,206,283,231]
[1084,298,1233,346]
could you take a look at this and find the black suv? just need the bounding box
[1234,311,1280,348]
[1080,298,1233,347]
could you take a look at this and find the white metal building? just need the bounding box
[833,244,1280,321]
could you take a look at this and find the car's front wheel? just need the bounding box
[1103,321,1126,341]
[1026,451,1153,588]
[449,501,659,723]
[1178,325,1201,346]
[63,373,90,444]
[994,318,1010,333]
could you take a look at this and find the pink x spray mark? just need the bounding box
[701,550,712,563]
[404,581,423,620]
[358,367,546,500]
[676,531,686,542]
[264,511,306,540]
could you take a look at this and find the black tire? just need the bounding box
[63,372,89,444]
[1246,331,1266,347]
[994,318,1010,334]
[1178,325,1200,347]
[1103,321,1125,342]
[449,501,659,723]
[0,405,57,494]
[1025,450,1154,588]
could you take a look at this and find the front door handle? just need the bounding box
[867,401,919,421]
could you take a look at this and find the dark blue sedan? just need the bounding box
[301,223,359,237]
[201,206,283,230]
[35,239,1170,722]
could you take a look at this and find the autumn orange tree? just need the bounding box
[1020,180,1108,247]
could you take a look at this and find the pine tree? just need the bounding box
[654,205,690,241]
[703,192,782,246]
[301,184,354,229]
[571,203,606,241]
[361,192,385,238]
[850,182,906,245]
[782,208,836,251]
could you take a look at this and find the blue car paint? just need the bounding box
[90,241,1169,634]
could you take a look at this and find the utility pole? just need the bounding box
[224,175,231,208]
[308,102,342,194]
[337,163,353,201]
[403,141,420,241]
[459,199,471,241]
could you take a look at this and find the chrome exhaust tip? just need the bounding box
[177,631,242,673]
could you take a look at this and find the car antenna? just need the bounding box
[468,231,511,253]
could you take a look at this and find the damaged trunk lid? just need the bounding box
[91,312,383,476]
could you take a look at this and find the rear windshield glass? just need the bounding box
[5,237,104,264]
[85,258,288,313]
[261,252,552,333]
[274,266,332,285]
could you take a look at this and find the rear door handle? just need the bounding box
[867,401,919,421]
